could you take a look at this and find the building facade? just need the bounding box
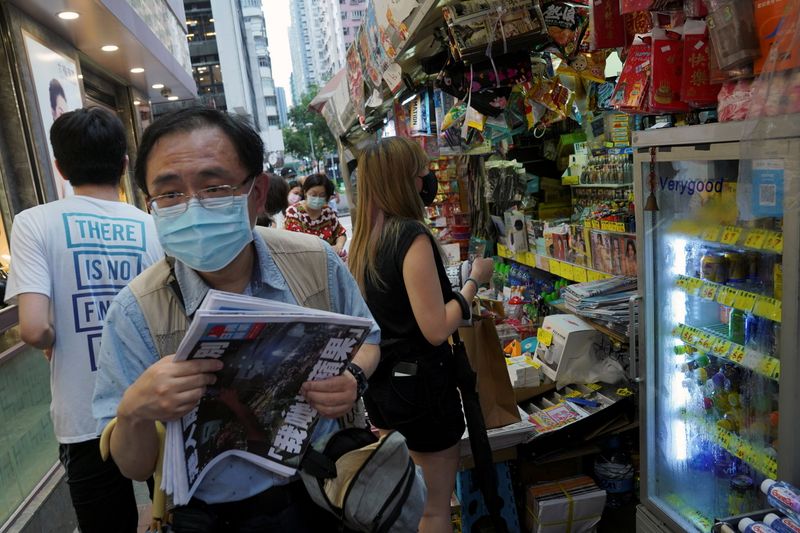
[276,86,289,126]
[173,0,284,163]
[289,0,346,105]
[338,0,367,48]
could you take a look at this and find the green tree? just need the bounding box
[282,85,337,161]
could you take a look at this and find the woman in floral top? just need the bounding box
[284,173,347,257]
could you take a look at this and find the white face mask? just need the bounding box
[307,196,326,210]
[288,193,302,204]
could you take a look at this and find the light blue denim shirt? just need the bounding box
[93,231,380,504]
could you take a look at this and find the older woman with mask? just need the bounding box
[284,173,347,257]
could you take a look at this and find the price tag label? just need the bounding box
[672,324,686,337]
[733,290,757,312]
[700,282,719,300]
[758,357,779,378]
[754,296,782,323]
[719,226,743,245]
[587,270,603,282]
[697,333,714,353]
[537,328,553,346]
[681,327,698,344]
[573,266,588,283]
[675,275,688,289]
[497,244,510,257]
[591,219,602,229]
[763,231,783,253]
[765,456,778,478]
[561,263,574,281]
[717,287,737,307]
[744,229,768,249]
[711,338,732,357]
[729,346,745,363]
[701,226,721,242]
[549,260,561,277]
[686,277,704,294]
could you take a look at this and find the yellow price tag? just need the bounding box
[573,266,588,283]
[729,346,745,363]
[697,333,714,353]
[754,296,782,323]
[616,388,634,397]
[699,282,718,300]
[586,383,602,391]
[733,290,757,312]
[758,357,779,378]
[561,263,574,281]
[681,327,698,344]
[587,270,603,282]
[549,260,561,277]
[711,338,732,357]
[717,287,737,307]
[765,456,778,478]
[672,324,686,337]
[675,275,688,289]
[537,328,553,346]
[763,231,783,253]
[744,229,768,249]
[591,219,601,229]
[701,226,722,242]
[719,226,743,245]
[686,277,704,294]
[564,390,582,398]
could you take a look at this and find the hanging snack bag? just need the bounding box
[558,51,608,84]
[706,0,760,70]
[610,35,651,112]
[649,28,691,112]
[680,20,721,108]
[541,1,590,58]
[590,0,625,49]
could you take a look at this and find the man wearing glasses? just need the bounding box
[92,108,380,531]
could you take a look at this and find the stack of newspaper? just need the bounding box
[562,277,638,336]
[161,290,373,505]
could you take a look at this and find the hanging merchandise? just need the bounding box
[441,0,549,62]
[558,51,608,85]
[753,0,800,75]
[623,10,654,50]
[610,35,651,113]
[541,1,590,58]
[620,0,653,15]
[346,45,366,122]
[589,0,625,50]
[680,20,721,108]
[705,0,760,71]
[649,28,691,113]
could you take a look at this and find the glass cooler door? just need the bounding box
[634,138,799,532]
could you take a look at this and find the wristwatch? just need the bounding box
[347,361,369,397]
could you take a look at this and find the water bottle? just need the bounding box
[764,514,800,533]
[762,480,800,525]
[738,518,778,533]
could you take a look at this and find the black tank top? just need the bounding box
[364,218,454,346]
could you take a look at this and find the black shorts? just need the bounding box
[364,342,465,453]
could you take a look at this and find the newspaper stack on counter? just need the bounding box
[161,290,373,505]
[561,276,638,336]
[459,406,537,456]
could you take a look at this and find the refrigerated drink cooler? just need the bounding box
[631,122,800,532]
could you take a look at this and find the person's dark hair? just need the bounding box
[50,107,127,187]
[287,178,301,191]
[49,79,65,112]
[302,173,334,199]
[134,107,264,194]
[265,173,289,216]
[280,167,297,178]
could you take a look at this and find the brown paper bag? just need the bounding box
[458,317,521,429]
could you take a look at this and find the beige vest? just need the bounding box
[128,227,331,358]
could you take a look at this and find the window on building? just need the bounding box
[265,96,277,106]
[342,27,350,35]
[352,10,364,19]
[258,56,271,68]
[268,116,280,126]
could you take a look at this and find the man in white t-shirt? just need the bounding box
[5,107,163,532]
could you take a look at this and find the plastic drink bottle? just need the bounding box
[738,518,778,533]
[762,480,800,524]
[764,513,800,533]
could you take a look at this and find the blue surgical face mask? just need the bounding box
[307,196,327,210]
[153,195,254,272]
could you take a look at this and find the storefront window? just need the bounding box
[0,335,56,525]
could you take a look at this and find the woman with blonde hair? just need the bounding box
[349,137,492,533]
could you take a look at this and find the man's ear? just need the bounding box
[54,159,68,182]
[249,172,269,220]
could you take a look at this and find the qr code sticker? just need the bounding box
[759,183,777,206]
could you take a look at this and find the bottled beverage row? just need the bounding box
[688,243,782,301]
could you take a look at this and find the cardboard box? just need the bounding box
[526,476,606,533]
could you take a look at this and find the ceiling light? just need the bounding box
[101,45,119,52]
[133,100,141,106]
[130,67,145,73]
[151,83,164,89]
[167,95,179,101]
[57,11,80,20]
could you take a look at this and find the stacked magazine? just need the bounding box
[562,276,638,336]
[161,290,373,505]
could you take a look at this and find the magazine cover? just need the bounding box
[169,309,372,504]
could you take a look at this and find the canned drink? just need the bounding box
[724,252,746,282]
[743,251,760,283]
[701,253,729,283]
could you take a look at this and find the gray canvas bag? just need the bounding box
[300,428,426,532]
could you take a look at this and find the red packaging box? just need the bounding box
[681,22,722,108]
[649,29,691,112]
[591,0,625,49]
